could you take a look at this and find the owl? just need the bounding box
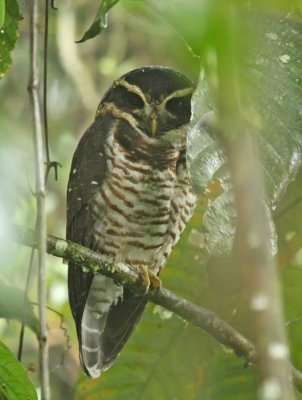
[67,66,197,378]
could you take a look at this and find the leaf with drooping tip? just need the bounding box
[77,0,119,43]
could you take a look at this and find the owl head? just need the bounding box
[100,66,194,140]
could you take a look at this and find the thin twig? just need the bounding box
[51,0,58,10]
[28,1,49,399]
[43,0,49,166]
[43,0,61,182]
[12,224,302,394]
[30,302,71,372]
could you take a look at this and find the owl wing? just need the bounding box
[67,115,148,377]
[66,116,110,343]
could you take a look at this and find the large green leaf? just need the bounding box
[282,267,302,369]
[0,0,22,79]
[199,349,258,400]
[187,7,302,256]
[276,167,302,269]
[0,341,37,400]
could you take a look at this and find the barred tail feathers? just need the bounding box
[80,275,123,377]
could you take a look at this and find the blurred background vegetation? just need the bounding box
[0,0,301,399]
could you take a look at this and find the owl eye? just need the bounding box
[125,91,145,109]
[165,95,191,116]
[106,85,145,110]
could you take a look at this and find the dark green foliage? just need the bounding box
[0,0,5,29]
[0,341,37,400]
[0,0,22,79]
[200,350,258,400]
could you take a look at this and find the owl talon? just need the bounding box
[148,271,162,290]
[137,266,162,295]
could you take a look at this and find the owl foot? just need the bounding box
[148,270,162,290]
[137,266,162,295]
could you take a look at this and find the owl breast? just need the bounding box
[90,123,196,274]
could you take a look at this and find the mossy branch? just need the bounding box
[13,224,302,393]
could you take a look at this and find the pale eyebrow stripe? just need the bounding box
[115,79,193,105]
[164,87,194,104]
[113,78,147,103]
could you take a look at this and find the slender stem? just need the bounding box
[13,225,302,394]
[210,4,295,399]
[28,1,49,399]
[43,0,61,182]
[43,0,50,166]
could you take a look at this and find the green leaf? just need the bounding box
[0,0,22,79]
[275,167,302,268]
[0,0,5,29]
[77,0,119,43]
[199,349,258,400]
[0,280,39,334]
[0,341,37,400]
[187,7,302,256]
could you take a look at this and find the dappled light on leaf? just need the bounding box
[187,7,302,257]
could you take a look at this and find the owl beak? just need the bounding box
[150,114,158,136]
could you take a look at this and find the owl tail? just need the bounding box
[80,275,148,378]
[81,275,122,378]
[81,305,105,378]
